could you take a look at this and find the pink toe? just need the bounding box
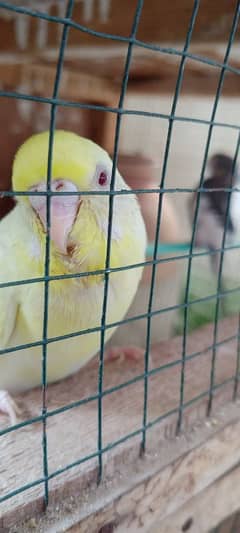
[122,346,144,361]
[105,347,122,361]
[105,345,145,363]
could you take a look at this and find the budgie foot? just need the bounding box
[0,390,21,426]
[106,345,153,367]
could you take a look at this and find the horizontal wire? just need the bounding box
[2,187,240,198]
[1,284,239,357]
[0,90,239,130]
[1,241,240,289]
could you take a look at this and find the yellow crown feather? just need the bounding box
[12,130,110,192]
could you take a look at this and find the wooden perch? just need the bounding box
[1,45,239,97]
[38,49,240,97]
[1,316,240,531]
[152,461,240,533]
[62,48,240,96]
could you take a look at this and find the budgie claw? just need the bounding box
[0,390,21,426]
[106,345,153,367]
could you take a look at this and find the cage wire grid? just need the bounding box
[0,0,239,510]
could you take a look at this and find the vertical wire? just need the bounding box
[233,311,240,400]
[140,0,200,454]
[177,0,240,431]
[97,0,145,483]
[41,0,74,506]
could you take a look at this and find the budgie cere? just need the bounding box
[0,130,147,424]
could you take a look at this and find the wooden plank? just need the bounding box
[150,464,240,533]
[1,316,240,530]
[14,403,240,532]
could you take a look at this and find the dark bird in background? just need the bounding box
[189,153,239,275]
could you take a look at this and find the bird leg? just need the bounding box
[0,390,21,426]
[105,345,153,368]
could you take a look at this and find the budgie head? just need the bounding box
[12,130,144,274]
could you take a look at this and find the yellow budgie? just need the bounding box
[0,130,147,425]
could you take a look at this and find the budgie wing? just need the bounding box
[0,217,18,349]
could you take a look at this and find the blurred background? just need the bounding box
[0,0,240,337]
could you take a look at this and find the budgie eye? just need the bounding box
[98,171,108,186]
[95,164,111,189]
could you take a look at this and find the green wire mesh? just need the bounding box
[0,0,240,510]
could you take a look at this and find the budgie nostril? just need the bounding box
[55,181,64,191]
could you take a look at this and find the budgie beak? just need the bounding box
[29,179,80,254]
